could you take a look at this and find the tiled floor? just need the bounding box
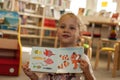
[0,47,120,80]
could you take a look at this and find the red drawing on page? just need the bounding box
[44,58,54,65]
[71,52,81,69]
[58,54,70,69]
[44,49,55,57]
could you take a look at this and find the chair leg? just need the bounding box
[87,47,92,59]
[117,59,120,70]
[107,52,111,70]
[94,50,100,70]
[112,44,119,77]
[117,55,120,70]
[112,54,117,77]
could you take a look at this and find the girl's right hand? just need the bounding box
[22,62,39,80]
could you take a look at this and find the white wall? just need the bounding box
[70,0,86,15]
[70,0,120,14]
[86,0,98,12]
[116,0,120,13]
[86,0,120,13]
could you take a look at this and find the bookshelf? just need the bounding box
[0,10,22,76]
[2,0,70,47]
[18,0,70,47]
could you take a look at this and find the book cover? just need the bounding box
[29,47,84,73]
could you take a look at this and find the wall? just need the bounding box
[116,0,120,13]
[86,0,120,13]
[86,0,98,12]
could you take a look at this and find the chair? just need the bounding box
[80,36,92,59]
[94,39,119,77]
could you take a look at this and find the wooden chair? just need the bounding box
[80,36,92,59]
[94,39,119,77]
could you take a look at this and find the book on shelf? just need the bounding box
[44,0,53,6]
[44,18,56,27]
[45,6,54,17]
[44,30,50,36]
[3,0,13,11]
[29,47,84,73]
[44,30,56,37]
[61,0,70,9]
[54,8,61,19]
[0,10,19,31]
[53,0,62,7]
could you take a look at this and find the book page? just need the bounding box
[29,47,58,73]
[29,47,84,73]
[57,47,84,73]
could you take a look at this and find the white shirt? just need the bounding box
[37,54,96,80]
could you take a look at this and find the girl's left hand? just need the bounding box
[78,59,95,80]
[78,59,89,73]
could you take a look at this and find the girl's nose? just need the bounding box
[63,28,69,32]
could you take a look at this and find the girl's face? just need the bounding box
[57,15,80,47]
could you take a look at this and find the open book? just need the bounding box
[29,47,84,73]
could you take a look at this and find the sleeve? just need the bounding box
[81,54,96,80]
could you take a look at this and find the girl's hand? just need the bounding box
[78,59,89,73]
[22,62,38,80]
[78,59,94,80]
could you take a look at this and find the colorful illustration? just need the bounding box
[34,50,42,54]
[44,49,55,57]
[58,54,70,69]
[44,58,54,65]
[59,54,69,60]
[58,61,70,69]
[0,10,19,31]
[29,47,84,73]
[71,52,81,69]
[32,56,45,60]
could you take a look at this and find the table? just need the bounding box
[80,15,119,38]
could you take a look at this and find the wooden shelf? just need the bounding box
[43,36,57,39]
[0,30,18,35]
[19,0,40,5]
[21,25,41,29]
[19,12,43,18]
[21,34,40,38]
[45,16,58,20]
[43,27,57,31]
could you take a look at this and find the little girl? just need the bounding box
[22,13,96,80]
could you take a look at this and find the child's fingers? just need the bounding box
[22,61,29,68]
[22,62,38,79]
[22,64,32,76]
[22,62,30,74]
[23,64,27,68]
[78,59,89,69]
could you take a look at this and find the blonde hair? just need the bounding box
[58,13,81,29]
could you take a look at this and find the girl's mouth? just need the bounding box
[62,35,70,38]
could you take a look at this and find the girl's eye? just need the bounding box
[70,26,76,30]
[60,25,65,29]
